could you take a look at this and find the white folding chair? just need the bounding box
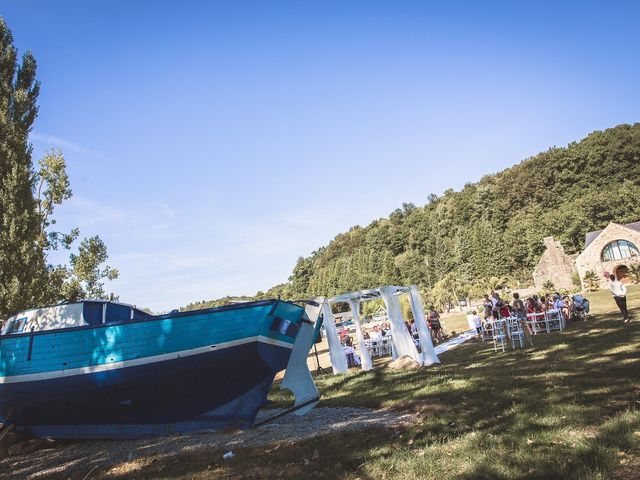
[545,309,563,332]
[364,339,374,357]
[481,322,493,343]
[379,338,391,356]
[491,319,508,352]
[507,316,525,349]
[527,312,545,334]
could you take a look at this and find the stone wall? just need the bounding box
[532,236,576,291]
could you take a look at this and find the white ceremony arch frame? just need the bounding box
[325,285,440,374]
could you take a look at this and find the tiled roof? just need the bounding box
[584,221,640,248]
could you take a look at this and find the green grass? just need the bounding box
[101,287,640,479]
[440,311,473,334]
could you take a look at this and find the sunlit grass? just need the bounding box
[100,286,640,479]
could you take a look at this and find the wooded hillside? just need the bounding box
[185,123,640,311]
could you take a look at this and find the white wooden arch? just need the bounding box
[325,285,440,374]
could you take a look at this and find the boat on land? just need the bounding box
[0,298,322,439]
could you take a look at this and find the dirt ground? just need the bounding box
[0,407,414,480]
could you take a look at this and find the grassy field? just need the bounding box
[101,288,640,478]
[441,311,474,334]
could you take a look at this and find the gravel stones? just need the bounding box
[0,407,414,479]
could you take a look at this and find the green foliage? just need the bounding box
[282,124,640,301]
[628,264,640,285]
[64,236,119,300]
[0,19,118,316]
[259,288,640,480]
[572,272,582,288]
[34,148,74,250]
[468,276,508,299]
[583,270,601,292]
[542,280,555,291]
[188,123,640,308]
[0,19,48,318]
[182,295,257,311]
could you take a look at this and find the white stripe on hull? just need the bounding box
[0,335,293,385]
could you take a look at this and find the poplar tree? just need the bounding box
[0,19,47,317]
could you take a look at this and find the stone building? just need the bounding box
[575,222,640,288]
[532,236,577,291]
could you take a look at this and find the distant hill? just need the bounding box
[184,123,640,311]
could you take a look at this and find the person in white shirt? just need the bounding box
[370,325,383,341]
[609,274,630,322]
[471,311,483,336]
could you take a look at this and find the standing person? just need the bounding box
[483,295,493,320]
[471,310,483,337]
[491,291,501,319]
[370,325,383,340]
[609,274,630,323]
[526,297,537,314]
[513,293,533,343]
[428,306,444,342]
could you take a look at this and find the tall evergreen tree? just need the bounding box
[0,19,47,317]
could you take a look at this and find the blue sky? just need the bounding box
[3,1,639,311]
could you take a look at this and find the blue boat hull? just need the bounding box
[0,300,307,438]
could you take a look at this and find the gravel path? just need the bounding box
[0,407,414,479]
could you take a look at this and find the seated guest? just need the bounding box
[409,319,418,338]
[526,297,537,314]
[539,295,549,312]
[572,293,590,316]
[533,295,543,312]
[561,295,571,320]
[499,301,512,318]
[380,322,391,336]
[370,325,383,341]
[552,293,564,311]
[552,293,568,320]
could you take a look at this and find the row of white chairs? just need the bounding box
[482,309,566,353]
[363,337,393,357]
[526,309,565,333]
[487,317,529,352]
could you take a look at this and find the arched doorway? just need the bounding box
[615,265,630,284]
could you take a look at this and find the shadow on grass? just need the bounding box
[95,308,640,480]
[4,304,640,480]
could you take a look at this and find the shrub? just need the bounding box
[628,264,640,284]
[572,272,582,288]
[583,270,600,292]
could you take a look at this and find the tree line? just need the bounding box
[186,122,640,311]
[0,19,117,318]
